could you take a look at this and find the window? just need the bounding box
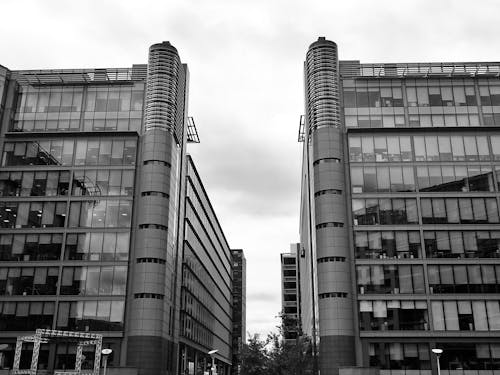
[0,233,62,261]
[420,198,499,224]
[318,292,347,299]
[369,342,430,370]
[0,301,54,331]
[356,265,424,294]
[0,170,70,197]
[56,300,124,331]
[435,343,500,370]
[2,140,74,166]
[0,201,66,229]
[353,199,418,226]
[354,231,421,259]
[0,267,58,296]
[3,138,137,166]
[349,137,362,162]
[429,264,500,293]
[68,200,132,228]
[60,266,127,296]
[359,300,428,331]
[343,89,356,107]
[72,169,134,196]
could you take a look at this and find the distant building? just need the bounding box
[0,42,240,375]
[230,249,246,375]
[299,37,500,375]
[280,244,301,343]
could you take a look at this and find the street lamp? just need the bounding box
[101,348,113,375]
[208,349,218,375]
[432,348,443,375]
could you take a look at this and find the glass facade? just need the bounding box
[359,300,428,331]
[343,78,500,129]
[0,76,137,371]
[356,265,425,294]
[301,41,500,375]
[343,67,500,371]
[368,342,500,370]
[349,134,500,163]
[369,342,431,370]
[13,84,144,133]
[1,138,136,167]
[0,45,234,375]
[178,158,234,375]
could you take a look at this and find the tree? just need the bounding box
[266,332,313,375]
[240,331,313,375]
[240,334,270,375]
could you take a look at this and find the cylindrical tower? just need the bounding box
[126,41,187,375]
[144,42,180,133]
[305,37,355,375]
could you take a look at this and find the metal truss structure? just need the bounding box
[11,329,103,375]
[187,116,200,143]
[298,115,306,142]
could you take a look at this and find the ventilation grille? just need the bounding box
[144,43,180,133]
[305,41,341,134]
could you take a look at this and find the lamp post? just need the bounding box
[101,348,113,375]
[432,348,443,375]
[208,349,218,375]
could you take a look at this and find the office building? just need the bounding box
[299,37,500,375]
[0,42,239,375]
[178,156,235,375]
[230,249,246,375]
[280,244,301,343]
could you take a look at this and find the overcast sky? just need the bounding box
[1,0,500,337]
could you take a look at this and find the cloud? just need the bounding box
[247,292,280,303]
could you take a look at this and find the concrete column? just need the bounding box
[126,42,187,375]
[305,37,355,375]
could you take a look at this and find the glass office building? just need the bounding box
[0,42,240,375]
[299,37,500,375]
[230,249,246,375]
[280,244,301,343]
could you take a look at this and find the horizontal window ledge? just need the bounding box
[0,261,128,267]
[136,257,166,264]
[5,130,139,138]
[134,293,164,299]
[141,191,169,198]
[138,224,168,231]
[315,189,343,197]
[319,292,348,299]
[313,157,342,166]
[316,222,345,229]
[318,256,346,263]
[360,330,500,338]
[346,126,500,134]
[355,259,500,267]
[143,160,171,167]
[357,294,500,301]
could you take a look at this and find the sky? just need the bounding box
[1,0,500,337]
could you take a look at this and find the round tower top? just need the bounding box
[149,41,178,54]
[308,37,337,50]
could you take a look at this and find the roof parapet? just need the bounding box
[340,61,500,78]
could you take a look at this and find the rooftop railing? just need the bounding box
[340,61,500,78]
[12,65,147,85]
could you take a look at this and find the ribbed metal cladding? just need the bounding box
[305,38,340,132]
[145,42,180,133]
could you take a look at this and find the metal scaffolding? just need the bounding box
[11,329,103,375]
